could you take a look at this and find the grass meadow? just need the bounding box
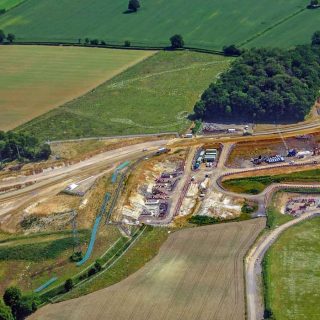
[263,217,320,319]
[60,227,169,301]
[222,169,320,194]
[0,225,121,296]
[0,45,154,131]
[17,51,231,140]
[0,0,24,10]
[0,0,316,50]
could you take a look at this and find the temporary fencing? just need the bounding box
[76,192,111,266]
[112,161,130,183]
[34,277,58,293]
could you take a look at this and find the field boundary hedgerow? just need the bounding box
[0,0,314,51]
[2,41,228,56]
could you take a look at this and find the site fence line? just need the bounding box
[112,161,130,183]
[6,41,229,56]
[34,277,58,293]
[76,192,111,266]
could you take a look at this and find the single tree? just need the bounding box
[0,30,5,43]
[3,287,21,310]
[312,31,320,45]
[64,279,74,292]
[84,38,90,45]
[37,144,51,160]
[15,296,38,320]
[170,34,184,49]
[94,259,102,272]
[90,39,99,45]
[128,0,140,12]
[6,33,14,43]
[124,40,131,47]
[223,44,242,56]
[0,300,14,320]
[87,267,97,277]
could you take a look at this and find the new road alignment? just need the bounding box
[245,210,320,320]
[0,141,166,218]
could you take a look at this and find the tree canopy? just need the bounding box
[6,34,14,43]
[3,287,38,320]
[193,44,320,123]
[223,44,242,56]
[312,30,320,45]
[0,301,14,320]
[0,131,51,163]
[64,279,74,292]
[0,30,5,43]
[128,0,140,12]
[170,34,184,49]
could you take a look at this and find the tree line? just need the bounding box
[0,131,51,164]
[0,287,38,320]
[193,32,320,123]
[0,30,15,43]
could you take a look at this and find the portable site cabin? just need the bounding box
[205,149,217,153]
[204,154,216,162]
[205,151,217,156]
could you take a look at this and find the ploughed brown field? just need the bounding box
[31,218,265,320]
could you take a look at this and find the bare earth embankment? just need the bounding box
[30,218,265,320]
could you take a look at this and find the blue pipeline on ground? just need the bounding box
[76,192,110,266]
[111,161,130,183]
[34,277,58,293]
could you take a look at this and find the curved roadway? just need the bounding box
[245,210,320,320]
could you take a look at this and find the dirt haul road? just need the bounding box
[30,218,265,320]
[245,210,320,320]
[0,140,166,189]
[0,141,166,218]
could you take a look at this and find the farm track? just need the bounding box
[240,7,306,47]
[30,219,265,320]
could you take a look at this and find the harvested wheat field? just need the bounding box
[0,45,154,131]
[31,218,266,320]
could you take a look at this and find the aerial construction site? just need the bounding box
[0,123,319,320]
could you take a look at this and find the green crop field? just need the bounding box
[0,0,317,50]
[17,51,230,140]
[0,45,154,131]
[222,169,320,195]
[0,226,121,296]
[0,0,24,11]
[263,217,320,319]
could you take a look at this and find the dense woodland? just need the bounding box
[0,131,51,163]
[194,42,320,123]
